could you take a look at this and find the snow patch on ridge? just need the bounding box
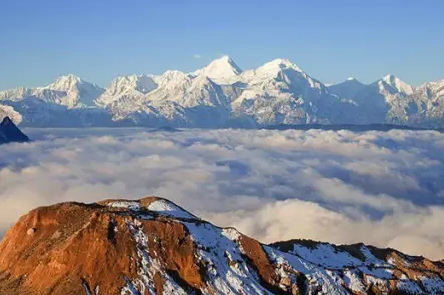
[123,219,189,295]
[147,199,195,219]
[109,201,141,211]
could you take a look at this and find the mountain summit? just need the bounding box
[0,75,105,109]
[380,74,415,95]
[328,77,367,99]
[0,116,29,144]
[47,74,84,90]
[192,55,243,82]
[0,197,443,294]
[95,74,158,107]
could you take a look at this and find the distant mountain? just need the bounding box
[192,55,243,83]
[1,197,443,294]
[1,58,444,128]
[0,116,29,144]
[3,98,114,128]
[342,75,411,124]
[227,58,357,126]
[391,79,444,127]
[380,74,415,95]
[327,77,367,99]
[95,74,158,107]
[0,74,104,108]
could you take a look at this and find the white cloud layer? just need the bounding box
[1,128,444,260]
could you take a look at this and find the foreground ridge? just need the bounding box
[0,197,443,294]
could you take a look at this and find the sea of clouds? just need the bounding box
[1,128,444,260]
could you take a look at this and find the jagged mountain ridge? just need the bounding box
[0,197,443,295]
[0,74,105,109]
[0,57,443,128]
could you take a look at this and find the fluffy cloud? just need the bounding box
[1,128,444,260]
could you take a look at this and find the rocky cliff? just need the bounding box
[0,197,443,294]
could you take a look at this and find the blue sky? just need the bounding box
[0,0,443,89]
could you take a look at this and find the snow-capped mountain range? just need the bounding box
[1,56,443,128]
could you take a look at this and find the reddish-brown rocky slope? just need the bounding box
[0,197,443,295]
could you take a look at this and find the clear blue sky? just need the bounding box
[1,0,443,89]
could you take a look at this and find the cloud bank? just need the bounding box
[1,128,444,260]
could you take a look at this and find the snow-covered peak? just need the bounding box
[382,74,395,81]
[46,74,84,91]
[415,78,444,99]
[239,58,306,85]
[55,73,82,82]
[218,55,232,62]
[192,55,242,82]
[425,78,444,88]
[259,58,303,73]
[380,74,414,95]
[41,74,105,108]
[337,77,365,85]
[94,74,157,107]
[155,70,190,88]
[107,74,157,95]
[0,74,105,108]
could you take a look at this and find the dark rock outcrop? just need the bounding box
[0,116,29,144]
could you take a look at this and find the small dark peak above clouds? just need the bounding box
[0,116,30,144]
[1,116,13,125]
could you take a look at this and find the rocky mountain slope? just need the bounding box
[1,57,443,128]
[0,197,443,294]
[0,116,29,144]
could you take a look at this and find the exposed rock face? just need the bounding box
[0,197,443,294]
[0,116,29,144]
